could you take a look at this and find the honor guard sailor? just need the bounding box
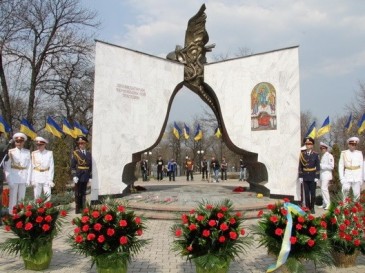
[4,132,31,214]
[298,137,320,214]
[71,135,92,214]
[31,136,54,201]
[338,136,364,200]
[319,142,334,209]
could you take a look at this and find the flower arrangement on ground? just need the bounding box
[323,196,365,266]
[171,199,252,273]
[69,198,148,273]
[252,199,332,273]
[0,197,68,270]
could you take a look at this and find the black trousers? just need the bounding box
[303,180,316,210]
[75,181,87,213]
[168,171,175,181]
[221,170,227,180]
[201,168,208,179]
[186,170,193,181]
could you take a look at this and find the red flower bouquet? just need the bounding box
[69,198,148,271]
[171,199,252,272]
[324,196,365,257]
[0,198,68,270]
[252,199,332,273]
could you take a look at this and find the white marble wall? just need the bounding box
[92,41,301,201]
[205,46,301,199]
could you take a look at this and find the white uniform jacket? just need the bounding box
[320,151,334,181]
[31,150,54,184]
[338,150,364,183]
[4,147,31,185]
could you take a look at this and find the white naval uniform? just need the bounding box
[31,149,54,200]
[320,151,334,207]
[338,149,364,200]
[4,147,31,213]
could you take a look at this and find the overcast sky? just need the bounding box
[83,0,365,125]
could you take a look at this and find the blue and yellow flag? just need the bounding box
[20,118,37,140]
[183,123,190,140]
[194,124,203,141]
[80,124,89,135]
[73,121,84,136]
[0,115,11,137]
[214,127,222,138]
[62,118,76,138]
[344,113,352,133]
[317,116,330,138]
[45,116,63,138]
[305,121,316,139]
[357,113,365,134]
[173,122,182,140]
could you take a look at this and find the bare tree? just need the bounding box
[0,0,98,130]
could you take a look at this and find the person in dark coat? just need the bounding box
[298,137,320,214]
[71,135,92,214]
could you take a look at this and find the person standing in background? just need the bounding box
[31,136,55,201]
[221,156,228,181]
[167,158,177,181]
[185,156,194,181]
[156,155,164,181]
[141,159,148,181]
[71,136,92,214]
[210,156,220,183]
[338,136,364,200]
[319,142,334,210]
[201,156,208,180]
[4,133,31,214]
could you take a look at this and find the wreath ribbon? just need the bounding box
[266,202,305,272]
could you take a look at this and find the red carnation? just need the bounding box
[136,229,143,236]
[308,215,314,220]
[307,239,315,247]
[229,218,236,224]
[295,223,303,230]
[120,236,128,245]
[280,208,288,216]
[220,223,229,231]
[91,211,100,218]
[44,202,53,209]
[97,235,105,243]
[135,217,141,224]
[290,236,297,245]
[36,198,43,204]
[240,228,245,236]
[5,225,10,231]
[189,223,197,230]
[60,210,67,217]
[196,215,204,221]
[81,216,89,223]
[107,228,115,236]
[38,207,45,214]
[175,229,182,237]
[189,209,195,214]
[202,229,210,237]
[24,222,33,230]
[36,216,44,223]
[206,204,213,210]
[74,227,81,233]
[270,215,278,223]
[42,224,50,231]
[235,211,242,217]
[320,221,327,228]
[26,205,33,210]
[283,198,290,203]
[297,216,305,223]
[354,239,361,246]
[101,205,107,212]
[181,214,188,224]
[87,233,96,240]
[267,204,275,210]
[45,215,53,222]
[75,235,83,243]
[117,205,125,212]
[309,226,317,235]
[208,220,216,227]
[25,211,32,217]
[339,224,346,231]
[93,223,102,231]
[217,212,224,219]
[82,225,89,232]
[220,206,228,212]
[187,245,193,251]
[83,208,89,214]
[219,236,226,243]
[275,228,283,236]
[229,231,237,240]
[257,210,264,217]
[104,214,113,221]
[119,220,127,227]
[331,217,337,224]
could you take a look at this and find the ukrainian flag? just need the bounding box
[214,127,222,138]
[80,124,89,135]
[173,122,182,140]
[20,118,37,139]
[305,121,316,139]
[45,116,63,138]
[62,118,76,138]
[194,124,203,141]
[73,121,84,136]
[183,123,190,140]
[0,115,11,137]
[317,116,330,138]
[344,113,352,133]
[357,113,365,134]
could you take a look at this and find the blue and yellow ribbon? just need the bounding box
[267,202,305,272]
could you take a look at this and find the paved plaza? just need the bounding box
[1,177,365,272]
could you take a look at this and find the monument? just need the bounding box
[91,4,301,202]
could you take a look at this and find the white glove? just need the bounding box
[340,178,346,184]
[88,179,92,183]
[314,178,319,183]
[49,181,55,188]
[73,177,79,184]
[299,178,303,183]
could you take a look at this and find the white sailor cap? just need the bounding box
[13,132,27,142]
[34,136,48,144]
[347,136,359,144]
[319,142,329,149]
